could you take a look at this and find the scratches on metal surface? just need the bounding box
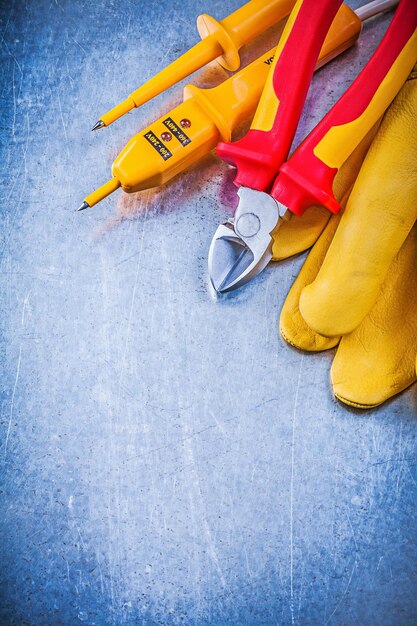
[4,343,22,458]
[4,290,30,458]
[289,352,304,626]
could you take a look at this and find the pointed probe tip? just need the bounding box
[91,120,105,131]
[77,201,90,212]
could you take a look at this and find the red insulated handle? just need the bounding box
[271,0,417,216]
[216,0,344,191]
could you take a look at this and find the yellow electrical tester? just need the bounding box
[94,0,296,130]
[79,5,362,211]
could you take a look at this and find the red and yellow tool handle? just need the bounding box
[189,5,362,145]
[271,0,417,216]
[216,0,344,191]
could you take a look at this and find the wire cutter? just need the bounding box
[208,0,417,293]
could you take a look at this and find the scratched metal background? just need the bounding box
[1,0,416,624]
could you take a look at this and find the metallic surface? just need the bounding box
[92,120,105,132]
[77,201,90,212]
[0,1,416,624]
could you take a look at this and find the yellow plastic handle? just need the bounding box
[127,0,296,108]
[197,0,295,71]
[100,0,297,127]
[222,0,296,48]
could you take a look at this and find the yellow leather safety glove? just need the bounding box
[278,68,417,409]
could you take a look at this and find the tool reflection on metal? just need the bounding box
[208,0,410,294]
[78,3,365,211]
[92,0,295,130]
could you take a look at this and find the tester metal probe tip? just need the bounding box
[91,120,105,131]
[78,178,121,212]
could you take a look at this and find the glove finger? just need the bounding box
[272,205,330,262]
[331,223,417,409]
[271,121,380,261]
[279,159,365,351]
[300,76,417,337]
[280,214,341,351]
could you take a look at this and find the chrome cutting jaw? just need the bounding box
[208,187,287,293]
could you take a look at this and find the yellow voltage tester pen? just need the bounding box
[78,1,395,212]
[92,0,295,130]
